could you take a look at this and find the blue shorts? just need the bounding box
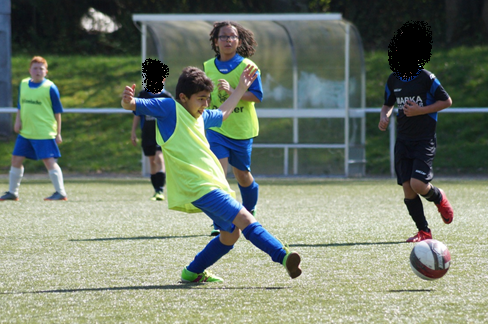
[192,189,243,233]
[12,135,61,161]
[206,129,253,172]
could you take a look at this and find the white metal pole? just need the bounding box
[344,24,350,177]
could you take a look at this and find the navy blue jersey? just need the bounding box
[384,69,449,140]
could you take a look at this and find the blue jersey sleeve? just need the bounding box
[135,98,177,142]
[203,109,223,129]
[50,84,63,114]
[248,70,263,102]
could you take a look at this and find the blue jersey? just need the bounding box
[134,98,222,142]
[135,89,173,129]
[384,69,450,140]
[213,54,263,102]
[17,79,63,114]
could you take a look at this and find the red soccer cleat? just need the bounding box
[435,189,453,224]
[406,230,432,243]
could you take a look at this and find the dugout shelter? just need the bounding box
[132,13,366,177]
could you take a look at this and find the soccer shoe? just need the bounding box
[406,230,432,243]
[44,192,68,201]
[210,229,220,236]
[435,189,453,224]
[150,191,165,201]
[0,191,19,201]
[181,267,223,283]
[282,245,302,279]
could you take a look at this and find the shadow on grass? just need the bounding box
[389,289,434,293]
[2,285,288,295]
[289,241,406,248]
[70,234,208,242]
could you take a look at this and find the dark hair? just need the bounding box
[142,58,169,93]
[175,66,214,100]
[388,21,432,79]
[209,21,257,58]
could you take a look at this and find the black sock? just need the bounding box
[421,185,442,204]
[150,172,165,193]
[404,196,429,232]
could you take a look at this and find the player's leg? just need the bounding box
[396,140,430,242]
[1,155,25,201]
[35,139,67,200]
[229,142,258,215]
[148,147,165,201]
[2,135,33,200]
[411,139,453,224]
[42,157,67,200]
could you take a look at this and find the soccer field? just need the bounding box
[0,177,487,323]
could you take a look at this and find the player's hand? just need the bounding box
[217,79,234,95]
[122,84,136,103]
[238,64,258,90]
[130,132,138,146]
[378,116,389,131]
[404,100,422,117]
[14,121,21,133]
[55,134,62,144]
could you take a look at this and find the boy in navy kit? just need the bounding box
[378,21,453,242]
[204,21,263,236]
[1,56,67,201]
[131,59,172,201]
[121,65,301,282]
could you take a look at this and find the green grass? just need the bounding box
[1,178,487,323]
[3,46,488,175]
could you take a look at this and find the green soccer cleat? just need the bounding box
[282,245,302,279]
[150,191,165,201]
[181,267,223,283]
[0,191,19,201]
[44,192,68,201]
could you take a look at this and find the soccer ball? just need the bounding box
[410,239,451,280]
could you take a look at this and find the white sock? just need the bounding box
[48,166,67,197]
[9,166,24,195]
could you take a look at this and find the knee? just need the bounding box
[410,178,429,195]
[220,229,240,245]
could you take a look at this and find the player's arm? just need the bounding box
[121,84,136,111]
[54,113,62,144]
[131,115,140,146]
[219,65,258,121]
[217,69,262,103]
[14,109,21,133]
[378,105,394,131]
[404,97,452,117]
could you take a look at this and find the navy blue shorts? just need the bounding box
[12,135,61,160]
[395,138,436,185]
[192,189,243,233]
[206,130,253,172]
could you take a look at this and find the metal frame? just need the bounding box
[133,13,361,176]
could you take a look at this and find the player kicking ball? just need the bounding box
[121,64,301,282]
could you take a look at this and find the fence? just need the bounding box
[2,107,488,177]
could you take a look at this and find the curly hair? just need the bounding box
[209,21,257,58]
[175,66,214,100]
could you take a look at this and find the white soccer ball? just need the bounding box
[410,239,451,280]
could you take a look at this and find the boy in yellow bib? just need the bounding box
[1,56,67,201]
[121,65,301,282]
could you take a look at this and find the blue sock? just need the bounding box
[187,235,234,274]
[242,222,286,264]
[238,181,259,212]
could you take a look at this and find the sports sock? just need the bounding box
[187,235,234,274]
[238,181,259,213]
[9,166,24,195]
[421,184,442,204]
[404,196,429,232]
[242,222,286,264]
[150,172,165,193]
[48,166,67,197]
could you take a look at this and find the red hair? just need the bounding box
[30,56,48,68]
